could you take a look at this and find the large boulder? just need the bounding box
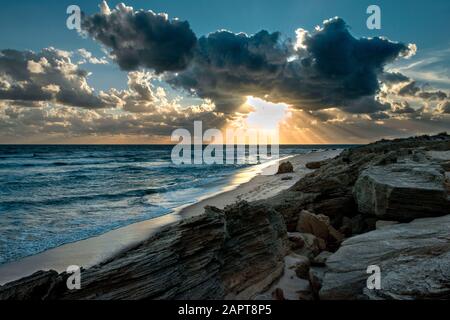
[354,163,449,221]
[320,214,450,300]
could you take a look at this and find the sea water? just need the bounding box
[0,144,353,265]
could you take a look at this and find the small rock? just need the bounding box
[306,161,323,169]
[281,176,293,181]
[277,161,294,174]
[293,259,311,279]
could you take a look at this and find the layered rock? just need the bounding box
[354,163,449,220]
[320,214,450,300]
[266,133,450,233]
[0,202,287,300]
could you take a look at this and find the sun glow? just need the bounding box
[244,96,290,131]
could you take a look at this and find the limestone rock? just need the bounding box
[267,133,450,230]
[354,163,449,221]
[320,214,450,300]
[0,202,288,300]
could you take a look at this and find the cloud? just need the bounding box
[436,101,450,114]
[82,1,197,73]
[391,101,416,114]
[81,4,415,115]
[397,80,447,101]
[167,17,414,114]
[77,49,108,65]
[0,48,107,109]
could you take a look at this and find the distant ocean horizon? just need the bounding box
[0,144,358,265]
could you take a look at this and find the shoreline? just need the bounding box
[0,149,341,285]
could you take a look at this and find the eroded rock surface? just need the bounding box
[0,202,287,300]
[354,163,449,220]
[320,214,450,300]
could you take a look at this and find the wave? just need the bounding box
[0,187,167,207]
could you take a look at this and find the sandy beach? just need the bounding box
[0,149,341,285]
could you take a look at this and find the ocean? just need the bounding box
[0,144,353,265]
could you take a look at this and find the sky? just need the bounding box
[0,0,449,144]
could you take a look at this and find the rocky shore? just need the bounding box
[1,133,449,300]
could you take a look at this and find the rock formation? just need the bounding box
[320,214,450,300]
[354,163,449,220]
[0,202,287,300]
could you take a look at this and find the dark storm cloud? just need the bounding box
[82,2,197,73]
[168,17,413,114]
[169,29,290,113]
[0,48,107,108]
[81,3,414,114]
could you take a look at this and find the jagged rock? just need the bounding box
[0,270,60,300]
[354,163,449,221]
[0,202,288,300]
[320,214,450,300]
[277,161,294,174]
